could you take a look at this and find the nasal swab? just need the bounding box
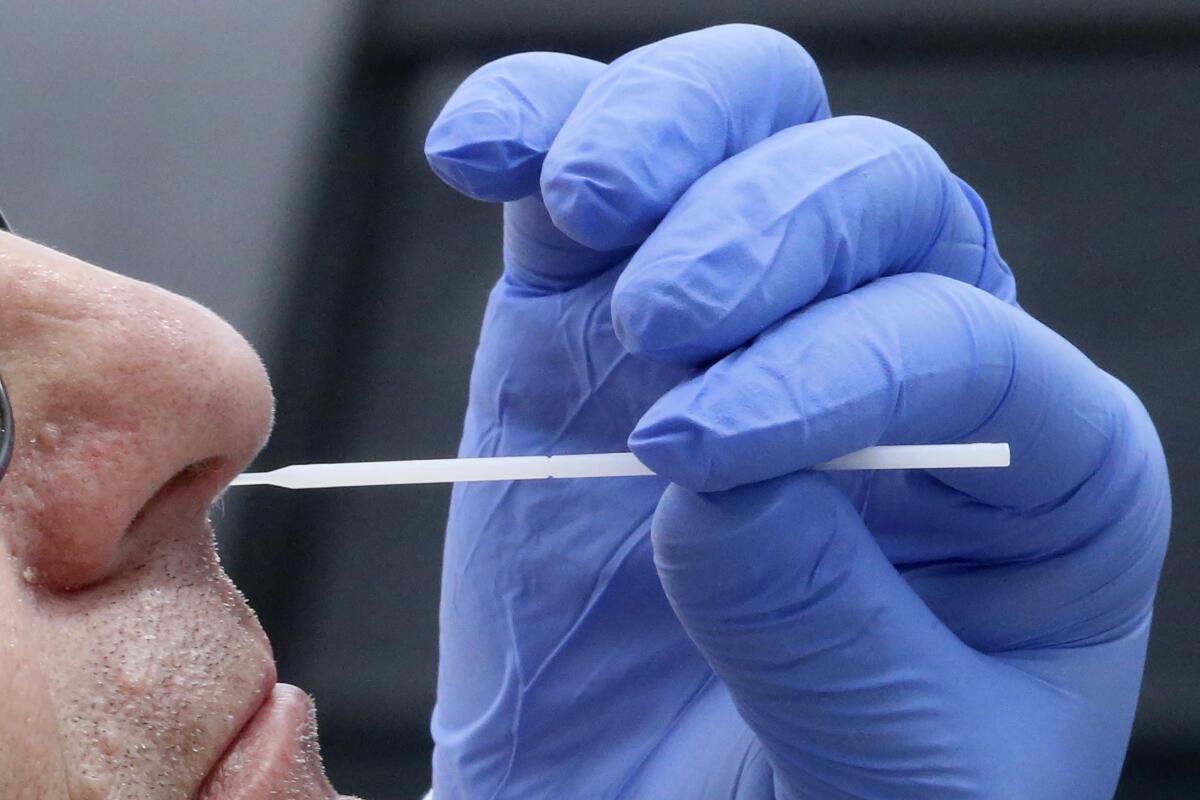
[229,442,1009,490]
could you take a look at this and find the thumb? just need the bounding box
[651,473,1086,798]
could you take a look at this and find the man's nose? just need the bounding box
[0,233,275,590]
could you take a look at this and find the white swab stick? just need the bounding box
[229,443,1009,490]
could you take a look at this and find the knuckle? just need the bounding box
[836,114,934,154]
[1108,379,1171,521]
[707,23,817,66]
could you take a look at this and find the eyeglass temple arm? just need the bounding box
[0,208,16,480]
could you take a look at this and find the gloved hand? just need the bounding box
[424,24,1169,799]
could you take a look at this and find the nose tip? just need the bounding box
[0,234,275,590]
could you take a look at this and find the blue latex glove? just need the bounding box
[424,25,1170,799]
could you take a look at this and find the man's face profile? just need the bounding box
[0,231,348,798]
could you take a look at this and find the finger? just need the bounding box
[631,272,1151,513]
[652,473,1127,797]
[425,52,624,290]
[541,24,830,251]
[612,115,1017,365]
[426,52,601,202]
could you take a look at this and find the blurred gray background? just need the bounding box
[1,1,1197,796]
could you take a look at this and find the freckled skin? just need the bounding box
[0,232,357,798]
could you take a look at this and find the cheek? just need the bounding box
[0,555,71,796]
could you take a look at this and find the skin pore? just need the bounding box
[0,232,354,798]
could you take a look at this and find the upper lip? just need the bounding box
[194,657,278,795]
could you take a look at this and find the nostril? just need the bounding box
[170,457,228,489]
[125,457,229,533]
